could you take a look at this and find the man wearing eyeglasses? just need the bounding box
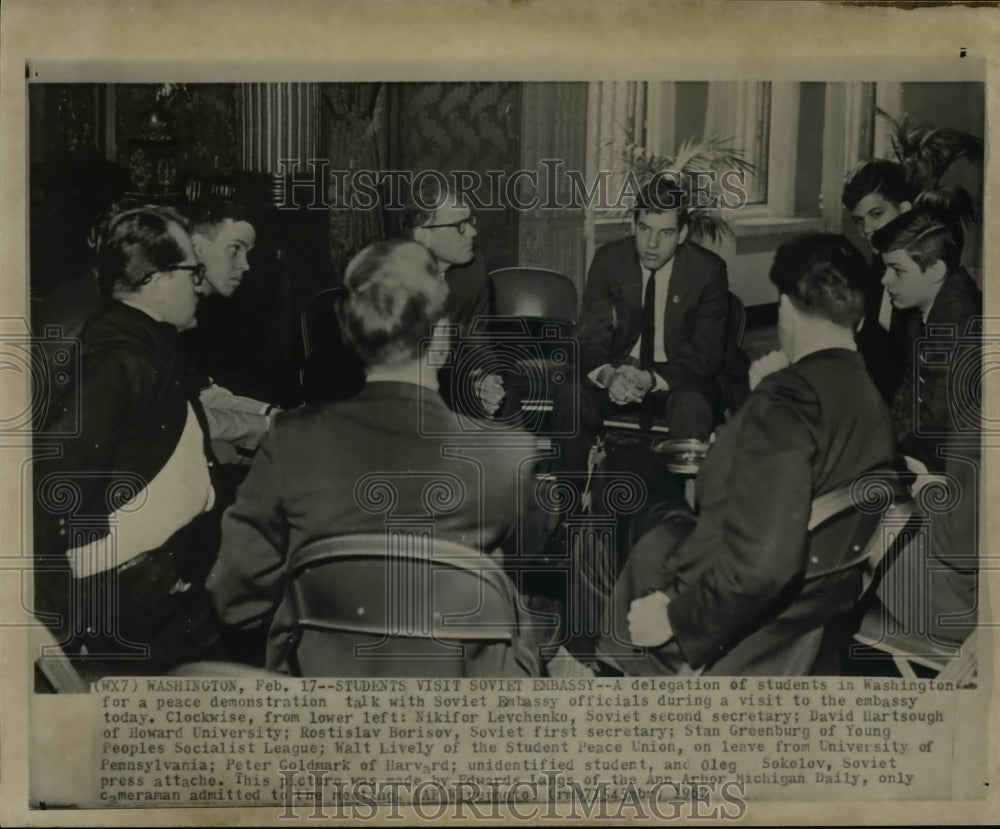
[34,207,224,672]
[396,179,504,418]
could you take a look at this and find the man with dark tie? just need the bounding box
[555,176,729,475]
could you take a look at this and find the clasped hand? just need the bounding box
[604,364,653,406]
[475,372,506,415]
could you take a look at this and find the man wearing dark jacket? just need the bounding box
[34,207,222,672]
[604,233,896,676]
[556,177,728,475]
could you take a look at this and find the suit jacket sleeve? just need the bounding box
[576,246,619,375]
[206,426,290,631]
[665,374,817,668]
[659,255,729,389]
[34,344,147,555]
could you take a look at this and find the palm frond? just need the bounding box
[876,107,984,189]
[687,210,736,247]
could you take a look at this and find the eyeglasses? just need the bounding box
[421,215,477,235]
[139,262,207,287]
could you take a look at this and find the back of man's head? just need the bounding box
[870,208,963,274]
[634,175,690,229]
[340,239,448,368]
[96,207,191,298]
[841,159,911,211]
[769,233,868,330]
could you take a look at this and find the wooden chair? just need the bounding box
[286,534,520,677]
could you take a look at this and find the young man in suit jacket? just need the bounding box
[555,177,729,475]
[842,159,920,403]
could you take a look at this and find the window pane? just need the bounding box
[704,81,771,205]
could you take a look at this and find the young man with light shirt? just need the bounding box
[180,199,280,463]
[34,207,223,672]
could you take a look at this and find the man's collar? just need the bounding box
[794,329,857,362]
[366,364,439,392]
[119,298,163,322]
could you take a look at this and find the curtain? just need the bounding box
[322,83,386,277]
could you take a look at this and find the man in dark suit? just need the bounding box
[208,239,542,676]
[870,208,982,471]
[842,159,919,402]
[601,233,896,676]
[556,177,729,475]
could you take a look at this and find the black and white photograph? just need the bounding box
[1,1,996,825]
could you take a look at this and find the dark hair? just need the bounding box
[870,208,963,273]
[340,239,448,367]
[399,173,458,236]
[633,175,690,229]
[181,198,249,237]
[841,159,912,211]
[769,233,868,329]
[96,208,191,297]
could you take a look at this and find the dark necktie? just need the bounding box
[639,268,658,367]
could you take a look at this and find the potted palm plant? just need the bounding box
[876,107,983,228]
[619,133,758,247]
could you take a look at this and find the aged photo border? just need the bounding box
[2,0,999,825]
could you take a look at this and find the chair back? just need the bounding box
[286,534,517,677]
[488,268,578,327]
[705,473,913,675]
[300,286,345,358]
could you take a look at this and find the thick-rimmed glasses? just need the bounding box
[139,262,207,287]
[421,215,477,235]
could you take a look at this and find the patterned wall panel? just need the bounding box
[115,84,241,179]
[388,82,521,271]
[519,83,589,299]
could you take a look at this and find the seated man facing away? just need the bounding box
[600,233,896,676]
[555,176,729,476]
[207,239,542,677]
[842,159,919,403]
[869,208,982,648]
[33,207,223,672]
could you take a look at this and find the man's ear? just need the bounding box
[926,258,948,285]
[190,232,209,258]
[899,200,913,214]
[678,223,690,245]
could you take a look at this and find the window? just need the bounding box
[587,80,802,221]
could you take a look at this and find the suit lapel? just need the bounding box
[660,244,692,352]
